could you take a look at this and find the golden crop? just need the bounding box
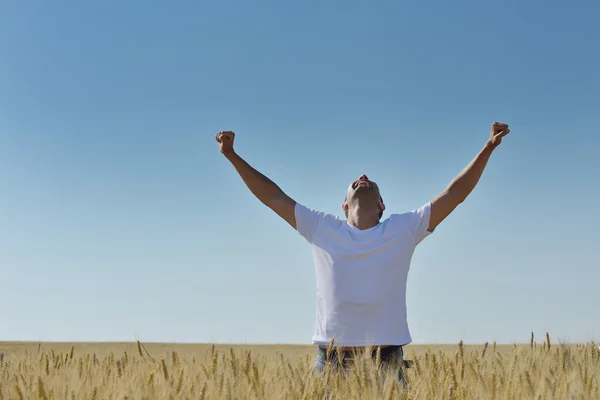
[0,333,598,399]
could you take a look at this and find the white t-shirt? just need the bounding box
[295,202,432,347]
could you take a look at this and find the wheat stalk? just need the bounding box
[0,334,598,399]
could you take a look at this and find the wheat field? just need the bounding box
[1,334,598,399]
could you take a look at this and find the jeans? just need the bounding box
[312,345,408,386]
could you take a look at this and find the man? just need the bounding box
[215,122,510,381]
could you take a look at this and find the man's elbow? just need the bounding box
[264,192,289,209]
[445,187,466,206]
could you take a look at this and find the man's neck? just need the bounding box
[346,208,380,230]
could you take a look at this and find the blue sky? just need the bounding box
[1,0,599,345]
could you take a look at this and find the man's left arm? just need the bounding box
[428,122,511,232]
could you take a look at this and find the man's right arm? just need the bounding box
[217,131,297,229]
[225,152,297,229]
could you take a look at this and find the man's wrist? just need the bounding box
[484,140,498,151]
[223,151,238,160]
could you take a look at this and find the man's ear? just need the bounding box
[342,202,348,211]
[378,201,386,212]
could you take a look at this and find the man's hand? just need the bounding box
[216,131,236,155]
[488,122,510,148]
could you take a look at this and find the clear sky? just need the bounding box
[1,0,599,345]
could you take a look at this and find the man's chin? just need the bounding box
[350,189,378,201]
[354,185,373,193]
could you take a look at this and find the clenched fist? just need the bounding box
[489,122,510,148]
[216,131,235,155]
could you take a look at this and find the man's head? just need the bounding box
[342,174,386,220]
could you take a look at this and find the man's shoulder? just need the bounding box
[295,203,341,221]
[386,203,431,223]
[294,203,343,240]
[385,212,412,224]
[319,211,344,227]
[382,210,420,232]
[384,203,433,243]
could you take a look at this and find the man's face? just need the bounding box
[343,174,384,214]
[347,174,380,197]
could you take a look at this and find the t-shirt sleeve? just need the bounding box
[408,202,433,245]
[294,203,328,243]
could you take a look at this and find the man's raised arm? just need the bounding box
[216,131,297,229]
[428,122,511,232]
